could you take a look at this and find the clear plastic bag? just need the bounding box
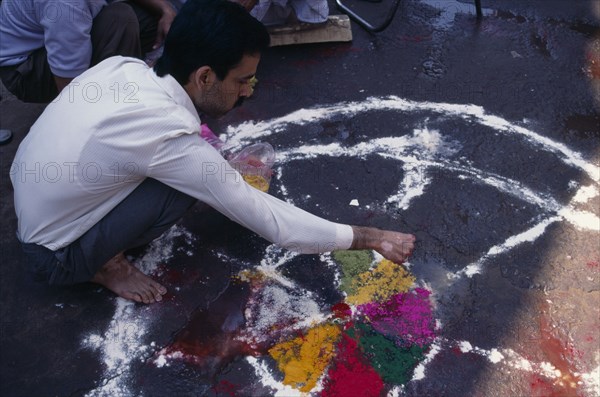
[199,124,275,192]
[228,142,275,192]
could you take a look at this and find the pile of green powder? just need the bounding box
[332,250,373,294]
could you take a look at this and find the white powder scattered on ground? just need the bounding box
[449,216,562,279]
[246,356,303,397]
[412,340,443,381]
[388,161,431,211]
[503,350,533,372]
[155,355,167,368]
[580,363,600,396]
[253,245,300,289]
[226,96,599,182]
[84,300,151,397]
[488,349,505,364]
[320,253,342,289]
[459,341,473,353]
[78,97,598,395]
[540,362,562,378]
[413,339,566,384]
[558,208,600,232]
[269,123,594,281]
[239,283,326,345]
[572,185,599,203]
[227,96,598,282]
[135,224,195,275]
[82,225,195,397]
[259,245,299,271]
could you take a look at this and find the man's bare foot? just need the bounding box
[91,253,167,304]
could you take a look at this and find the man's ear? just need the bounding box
[192,66,213,89]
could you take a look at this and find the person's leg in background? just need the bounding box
[91,1,168,65]
[90,2,143,65]
[0,47,59,103]
[21,178,197,303]
[124,1,160,55]
[0,2,146,102]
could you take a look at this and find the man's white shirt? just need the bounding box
[11,57,353,253]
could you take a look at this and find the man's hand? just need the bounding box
[234,0,258,12]
[130,0,177,49]
[154,7,176,49]
[350,226,415,264]
[53,75,73,93]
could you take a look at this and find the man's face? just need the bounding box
[192,54,260,118]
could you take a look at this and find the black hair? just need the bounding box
[154,0,270,85]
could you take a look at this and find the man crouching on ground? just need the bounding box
[10,0,415,304]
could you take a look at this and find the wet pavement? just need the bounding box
[1,0,599,396]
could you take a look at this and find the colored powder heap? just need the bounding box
[358,288,436,347]
[332,250,373,294]
[268,324,341,392]
[322,333,384,397]
[346,259,415,305]
[331,302,352,320]
[243,174,269,192]
[240,283,324,346]
[349,323,429,385]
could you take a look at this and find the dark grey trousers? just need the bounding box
[20,178,196,285]
[0,1,158,103]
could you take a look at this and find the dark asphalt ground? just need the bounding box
[1,0,599,396]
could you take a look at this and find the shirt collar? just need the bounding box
[148,67,201,126]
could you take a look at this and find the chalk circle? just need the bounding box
[83,97,600,397]
[223,95,599,392]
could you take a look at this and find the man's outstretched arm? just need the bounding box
[351,226,416,264]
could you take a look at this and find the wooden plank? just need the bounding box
[268,15,352,47]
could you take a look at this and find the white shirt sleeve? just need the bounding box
[147,133,354,254]
[40,0,105,77]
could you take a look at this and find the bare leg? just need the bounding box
[91,252,167,304]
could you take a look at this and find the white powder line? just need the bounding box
[84,299,152,397]
[82,99,598,395]
[580,360,600,396]
[572,184,599,204]
[449,216,563,279]
[273,124,598,231]
[412,338,564,383]
[387,386,403,397]
[255,245,301,289]
[320,253,343,291]
[276,128,451,163]
[226,96,599,182]
[558,208,600,232]
[275,139,562,214]
[388,161,432,210]
[412,339,443,381]
[259,245,300,270]
[254,266,296,289]
[276,140,600,233]
[218,247,303,291]
[273,165,295,205]
[82,225,195,397]
[246,356,304,397]
[271,135,597,282]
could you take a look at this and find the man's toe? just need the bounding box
[150,280,167,295]
[124,291,144,303]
